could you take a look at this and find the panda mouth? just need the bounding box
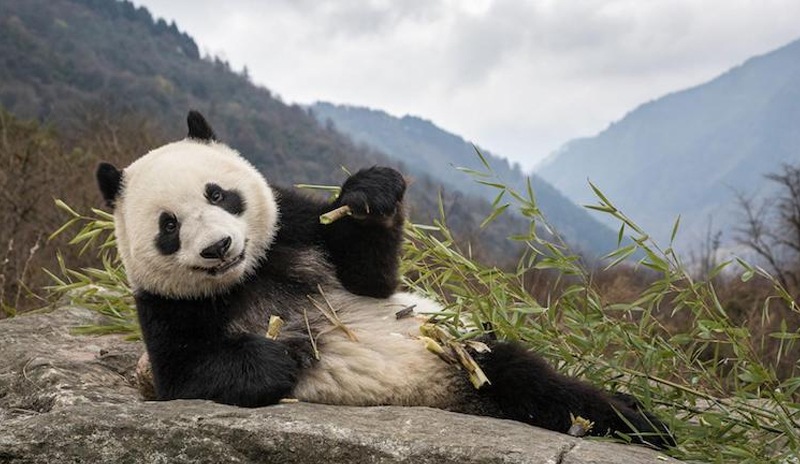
[193,249,247,276]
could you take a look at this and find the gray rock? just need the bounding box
[0,307,680,464]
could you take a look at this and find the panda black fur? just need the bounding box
[96,111,674,449]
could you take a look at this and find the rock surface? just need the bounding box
[0,307,680,464]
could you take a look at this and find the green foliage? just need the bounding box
[49,161,800,461]
[47,200,137,339]
[403,160,800,462]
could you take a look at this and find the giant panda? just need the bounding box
[96,111,674,449]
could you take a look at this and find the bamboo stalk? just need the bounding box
[320,205,352,224]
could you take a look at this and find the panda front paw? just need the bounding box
[338,167,406,221]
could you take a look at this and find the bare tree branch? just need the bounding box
[734,164,800,294]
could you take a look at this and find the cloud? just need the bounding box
[296,0,445,38]
[134,0,800,170]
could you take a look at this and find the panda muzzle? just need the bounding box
[200,237,233,260]
[194,237,246,276]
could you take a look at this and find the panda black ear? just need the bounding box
[97,162,123,209]
[187,110,217,142]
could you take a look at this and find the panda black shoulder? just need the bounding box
[270,185,330,246]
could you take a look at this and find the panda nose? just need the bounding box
[200,236,232,259]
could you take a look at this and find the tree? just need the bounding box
[735,163,800,293]
[689,215,722,280]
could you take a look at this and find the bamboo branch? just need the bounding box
[307,284,359,342]
[303,307,320,360]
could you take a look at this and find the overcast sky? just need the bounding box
[135,0,800,171]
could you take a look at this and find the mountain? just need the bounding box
[311,103,619,255]
[0,0,543,263]
[536,38,800,248]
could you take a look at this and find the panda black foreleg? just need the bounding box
[476,342,675,449]
[136,294,301,408]
[322,166,407,298]
[151,333,299,408]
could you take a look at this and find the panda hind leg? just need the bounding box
[475,341,675,449]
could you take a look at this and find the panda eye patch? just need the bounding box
[205,183,245,216]
[156,212,180,255]
[160,213,179,234]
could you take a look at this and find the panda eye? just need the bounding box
[159,213,179,234]
[205,184,224,205]
[210,190,224,204]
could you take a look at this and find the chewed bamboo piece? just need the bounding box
[568,414,594,437]
[266,315,284,340]
[419,323,491,389]
[420,336,458,364]
[320,205,352,224]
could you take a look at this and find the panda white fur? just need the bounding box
[96,111,673,448]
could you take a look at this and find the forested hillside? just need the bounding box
[0,0,379,181]
[0,0,554,311]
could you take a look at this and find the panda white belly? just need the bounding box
[292,291,461,409]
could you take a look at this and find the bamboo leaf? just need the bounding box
[53,198,80,217]
[473,145,491,170]
[48,217,79,241]
[588,181,614,208]
[480,204,509,229]
[670,215,681,244]
[603,244,637,270]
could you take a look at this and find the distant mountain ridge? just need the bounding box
[536,37,800,248]
[311,103,619,255]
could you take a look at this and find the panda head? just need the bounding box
[96,111,279,299]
